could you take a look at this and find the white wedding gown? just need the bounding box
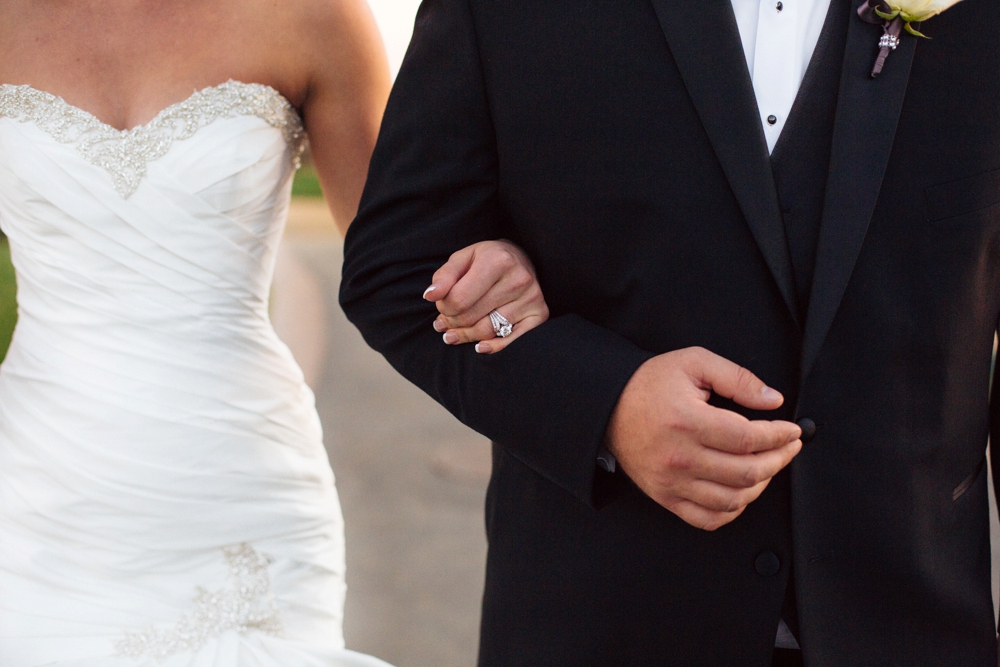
[0,81,392,667]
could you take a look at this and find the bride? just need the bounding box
[0,1,548,665]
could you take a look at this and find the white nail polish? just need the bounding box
[443,333,450,344]
[475,343,483,353]
[423,285,436,298]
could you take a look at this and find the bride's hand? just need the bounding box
[423,240,549,354]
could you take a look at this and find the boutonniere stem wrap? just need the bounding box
[857,0,964,78]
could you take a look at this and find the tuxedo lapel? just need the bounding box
[649,0,799,326]
[799,0,917,382]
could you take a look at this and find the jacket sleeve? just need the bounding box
[339,0,654,506]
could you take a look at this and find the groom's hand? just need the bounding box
[606,347,802,531]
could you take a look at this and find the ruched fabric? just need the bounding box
[0,83,390,667]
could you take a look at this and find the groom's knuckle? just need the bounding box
[664,416,691,441]
[742,462,766,487]
[688,346,709,361]
[700,514,726,532]
[733,428,756,455]
[733,365,756,393]
[663,448,692,473]
[724,494,745,514]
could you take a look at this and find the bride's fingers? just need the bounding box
[434,247,533,324]
[427,243,513,311]
[474,314,547,354]
[441,314,498,346]
[436,268,539,331]
[441,298,548,351]
[424,245,475,303]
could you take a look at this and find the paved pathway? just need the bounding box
[274,200,490,667]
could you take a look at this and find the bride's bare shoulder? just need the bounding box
[250,0,387,93]
[260,0,384,55]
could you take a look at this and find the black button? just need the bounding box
[797,417,817,443]
[767,115,778,125]
[755,551,781,577]
[776,1,783,10]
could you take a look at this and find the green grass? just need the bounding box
[292,165,324,198]
[0,239,17,363]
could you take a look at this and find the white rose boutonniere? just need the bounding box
[857,0,964,77]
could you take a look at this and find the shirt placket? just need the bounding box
[752,0,801,152]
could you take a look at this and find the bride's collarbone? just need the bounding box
[0,6,310,131]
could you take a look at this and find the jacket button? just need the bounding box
[755,551,781,577]
[797,417,817,443]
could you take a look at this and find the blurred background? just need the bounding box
[0,1,998,665]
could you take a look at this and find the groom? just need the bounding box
[340,0,1000,664]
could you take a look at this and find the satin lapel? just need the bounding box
[799,0,917,382]
[649,0,799,326]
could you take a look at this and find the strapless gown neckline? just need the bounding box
[0,81,391,666]
[0,81,296,135]
[0,80,306,197]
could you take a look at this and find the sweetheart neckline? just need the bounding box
[0,79,301,135]
[0,80,306,198]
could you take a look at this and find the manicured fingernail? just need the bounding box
[443,332,459,344]
[762,386,781,401]
[433,319,446,332]
[476,342,492,354]
[423,285,437,299]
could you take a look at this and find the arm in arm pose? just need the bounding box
[339,0,802,521]
[295,0,543,349]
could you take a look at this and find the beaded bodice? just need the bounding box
[0,80,305,197]
[0,79,350,663]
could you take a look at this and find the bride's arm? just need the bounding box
[294,0,548,351]
[296,0,390,234]
[424,241,549,354]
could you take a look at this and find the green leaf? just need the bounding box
[0,239,17,363]
[904,22,930,38]
[875,7,900,19]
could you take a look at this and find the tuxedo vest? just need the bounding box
[771,0,850,322]
[768,0,850,640]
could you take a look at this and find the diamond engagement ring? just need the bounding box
[489,310,513,338]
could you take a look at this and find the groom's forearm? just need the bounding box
[339,0,655,505]
[342,275,651,505]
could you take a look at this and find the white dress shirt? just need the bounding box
[731,0,834,152]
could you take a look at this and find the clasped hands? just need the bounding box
[425,242,802,531]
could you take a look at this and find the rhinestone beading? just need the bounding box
[0,80,306,197]
[878,33,901,50]
[113,543,283,661]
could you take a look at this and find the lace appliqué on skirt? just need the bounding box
[0,80,306,198]
[113,543,284,661]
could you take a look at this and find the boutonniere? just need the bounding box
[857,0,963,77]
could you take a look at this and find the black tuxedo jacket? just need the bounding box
[340,0,1000,663]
